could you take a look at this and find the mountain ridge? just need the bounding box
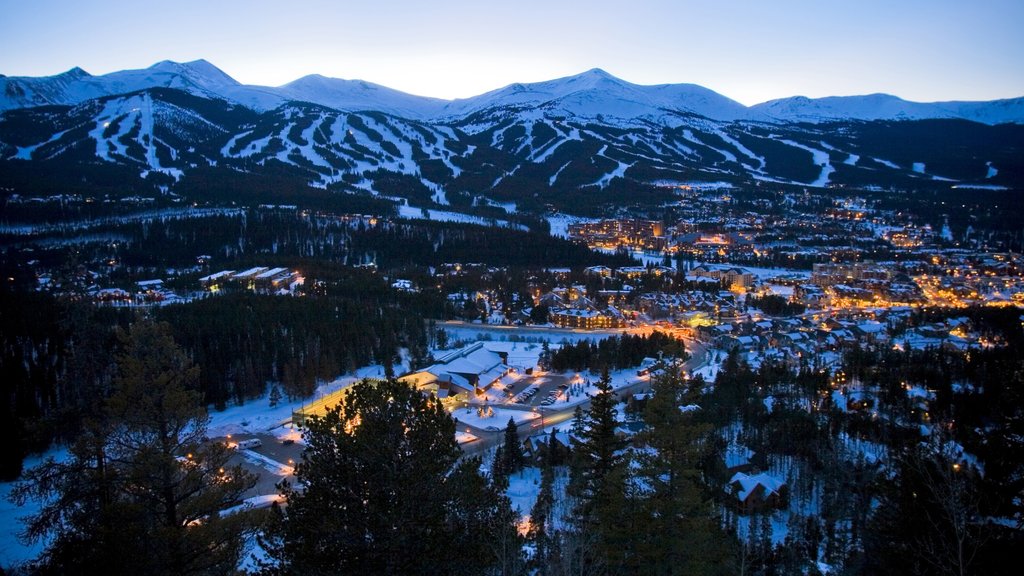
[2,59,1022,125]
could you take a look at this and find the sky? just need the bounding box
[0,0,1022,106]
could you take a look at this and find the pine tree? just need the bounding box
[571,404,586,437]
[264,378,520,574]
[628,370,733,575]
[529,462,556,575]
[566,367,630,573]
[12,320,257,575]
[502,416,524,475]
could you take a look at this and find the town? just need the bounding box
[1,183,1021,575]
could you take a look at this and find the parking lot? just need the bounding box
[503,372,578,407]
[216,432,306,499]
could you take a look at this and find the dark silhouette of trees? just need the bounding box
[262,378,520,574]
[11,320,257,575]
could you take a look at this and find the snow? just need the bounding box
[546,213,596,238]
[275,74,448,120]
[4,60,1022,126]
[715,129,765,171]
[549,161,572,186]
[436,68,752,124]
[951,184,1008,191]
[396,202,525,230]
[529,122,581,163]
[681,129,736,163]
[986,161,998,179]
[452,406,540,430]
[206,360,408,439]
[590,148,632,187]
[0,448,70,567]
[506,467,543,518]
[749,92,1023,125]
[11,129,69,160]
[871,157,901,170]
[775,138,834,187]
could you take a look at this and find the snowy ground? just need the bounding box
[440,322,626,346]
[694,263,811,281]
[207,361,408,439]
[506,467,543,518]
[546,214,596,238]
[397,203,526,230]
[692,348,727,381]
[1,358,411,569]
[0,449,69,568]
[453,406,541,431]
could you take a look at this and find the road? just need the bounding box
[458,335,711,457]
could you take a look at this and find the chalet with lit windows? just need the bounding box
[400,343,512,399]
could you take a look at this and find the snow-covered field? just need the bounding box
[397,202,525,230]
[440,322,625,346]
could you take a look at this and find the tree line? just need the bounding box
[547,331,687,372]
[0,286,426,479]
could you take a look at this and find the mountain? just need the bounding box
[4,59,1023,125]
[435,68,753,123]
[753,93,1024,125]
[0,59,284,112]
[1,60,1022,216]
[275,74,447,119]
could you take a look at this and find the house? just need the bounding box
[400,343,512,400]
[729,472,787,512]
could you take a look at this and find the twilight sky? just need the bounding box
[1,0,1021,106]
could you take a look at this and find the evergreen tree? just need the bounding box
[12,320,257,575]
[529,462,556,575]
[264,378,519,574]
[631,370,732,575]
[566,368,630,573]
[502,416,524,476]
[571,405,586,437]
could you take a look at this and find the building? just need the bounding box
[550,307,626,329]
[690,265,754,291]
[729,472,788,512]
[200,267,302,294]
[400,343,512,399]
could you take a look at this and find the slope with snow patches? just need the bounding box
[2,64,1022,202]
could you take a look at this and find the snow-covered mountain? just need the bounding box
[275,75,448,120]
[1,60,1022,212]
[4,59,1022,125]
[752,93,1024,125]
[435,68,753,123]
[0,59,284,112]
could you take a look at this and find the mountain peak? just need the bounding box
[62,66,90,79]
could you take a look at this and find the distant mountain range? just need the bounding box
[3,59,1022,124]
[1,59,1022,213]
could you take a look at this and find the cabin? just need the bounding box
[729,472,787,512]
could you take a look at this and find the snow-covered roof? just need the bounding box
[255,267,289,279]
[730,472,785,501]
